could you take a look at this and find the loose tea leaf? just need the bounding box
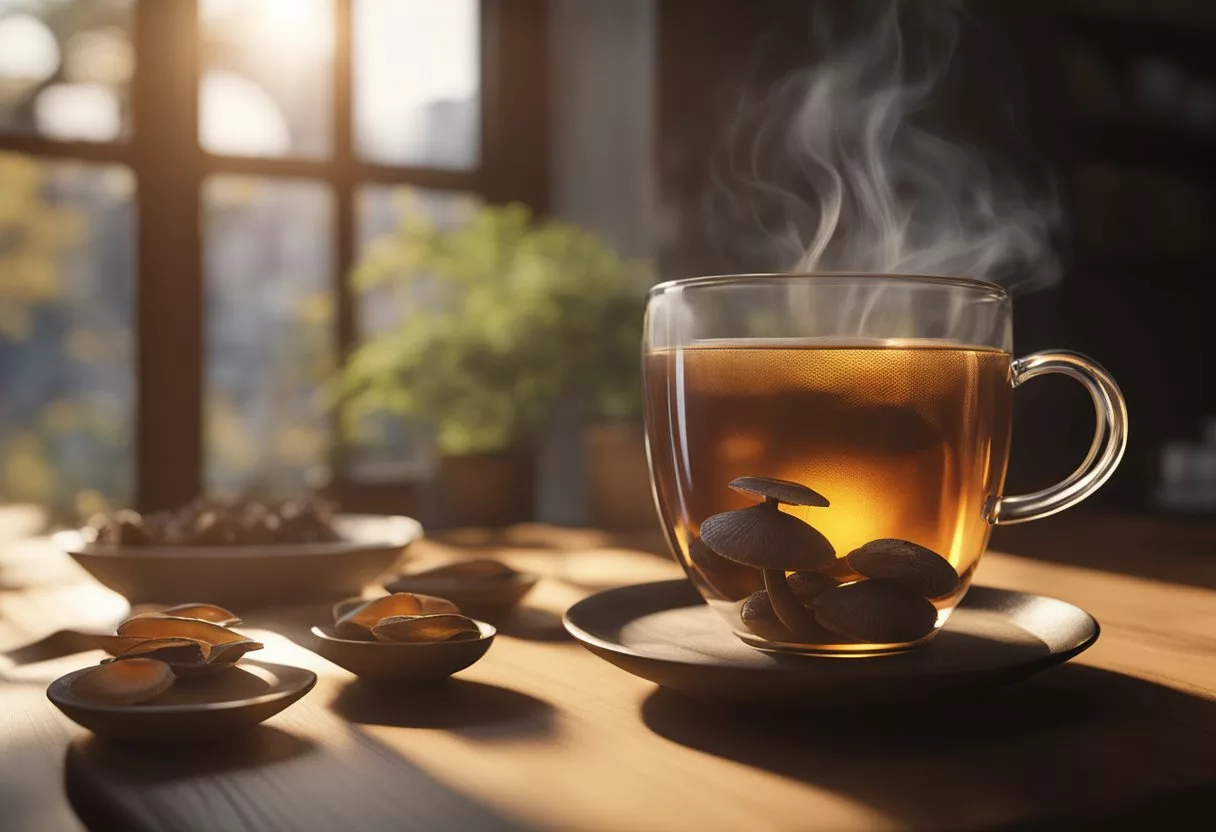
[846,539,960,599]
[72,658,175,705]
[814,580,939,644]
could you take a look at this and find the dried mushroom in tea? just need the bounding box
[688,538,765,601]
[700,476,835,639]
[846,539,960,599]
[813,580,939,644]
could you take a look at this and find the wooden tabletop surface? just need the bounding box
[1,522,1214,831]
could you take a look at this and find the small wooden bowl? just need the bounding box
[309,621,495,684]
[47,661,316,743]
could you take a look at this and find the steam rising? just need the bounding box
[716,1,1059,291]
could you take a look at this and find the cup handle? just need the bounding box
[985,350,1128,525]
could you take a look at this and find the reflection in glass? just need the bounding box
[0,153,135,520]
[354,0,479,169]
[203,175,335,497]
[346,185,479,481]
[199,0,333,158]
[0,0,134,140]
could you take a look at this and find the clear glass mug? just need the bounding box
[642,274,1127,656]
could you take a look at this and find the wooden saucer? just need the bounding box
[563,580,1099,705]
[47,661,316,742]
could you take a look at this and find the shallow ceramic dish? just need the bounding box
[47,661,316,743]
[564,580,1099,705]
[56,514,422,608]
[383,571,538,620]
[309,621,495,684]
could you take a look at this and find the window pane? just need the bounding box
[203,176,334,497]
[0,153,135,521]
[199,0,333,158]
[354,0,479,169]
[0,0,134,141]
[347,184,478,481]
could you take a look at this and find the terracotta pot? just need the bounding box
[586,424,659,531]
[427,450,536,529]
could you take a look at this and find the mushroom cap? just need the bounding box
[729,476,829,507]
[699,503,835,570]
[846,538,959,599]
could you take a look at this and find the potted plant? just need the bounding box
[341,201,651,528]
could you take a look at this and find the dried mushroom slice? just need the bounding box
[846,539,960,599]
[813,580,938,644]
[116,615,253,647]
[144,603,241,627]
[72,658,175,705]
[371,614,482,644]
[334,593,425,640]
[106,637,212,665]
[412,594,461,615]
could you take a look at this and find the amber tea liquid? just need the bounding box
[644,339,1012,650]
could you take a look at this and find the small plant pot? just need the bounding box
[426,450,536,529]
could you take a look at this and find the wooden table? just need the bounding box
[1,524,1214,831]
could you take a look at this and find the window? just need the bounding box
[0,0,547,519]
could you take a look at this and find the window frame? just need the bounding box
[0,0,549,513]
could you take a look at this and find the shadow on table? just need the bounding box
[641,664,1216,829]
[64,722,526,832]
[331,678,557,740]
[494,607,572,642]
[67,726,314,784]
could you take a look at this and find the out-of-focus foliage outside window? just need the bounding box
[346,185,479,481]
[0,0,133,142]
[203,175,335,499]
[1,0,488,516]
[199,0,333,158]
[0,152,134,520]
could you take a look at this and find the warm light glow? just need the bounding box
[354,0,479,167]
[64,27,135,85]
[34,83,121,142]
[201,0,333,56]
[200,70,290,156]
[0,13,60,82]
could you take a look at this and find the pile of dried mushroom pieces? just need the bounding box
[330,593,483,643]
[71,603,261,705]
[696,476,961,645]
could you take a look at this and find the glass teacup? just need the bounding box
[643,274,1126,656]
